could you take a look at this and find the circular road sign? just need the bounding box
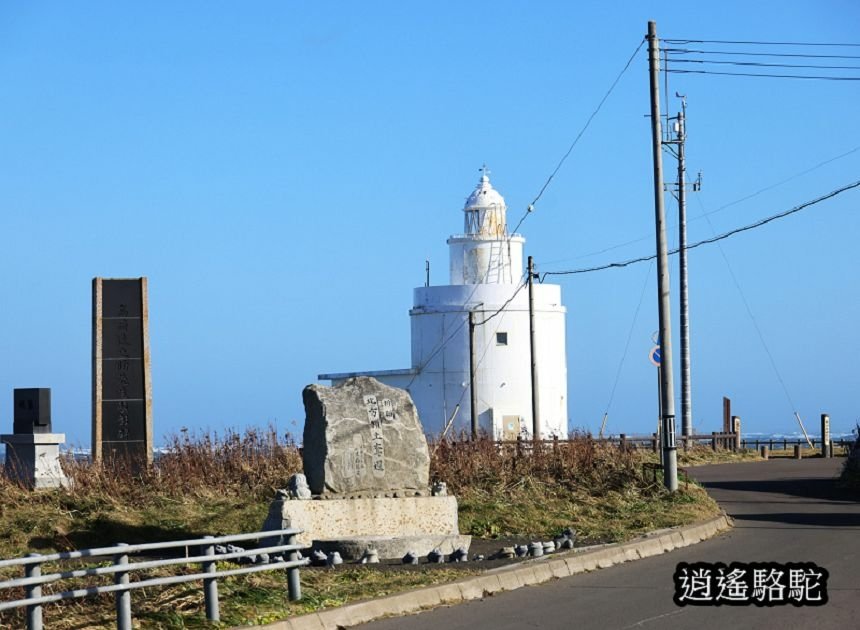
[649,345,661,367]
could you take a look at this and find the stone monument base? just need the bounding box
[315,534,472,561]
[1,433,69,489]
[262,495,470,560]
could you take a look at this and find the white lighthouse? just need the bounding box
[320,169,568,439]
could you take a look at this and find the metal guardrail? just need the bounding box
[0,528,309,630]
[482,433,741,453]
[741,437,851,450]
[481,435,853,455]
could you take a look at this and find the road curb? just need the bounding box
[250,512,733,630]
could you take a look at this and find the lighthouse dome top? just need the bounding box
[462,166,508,237]
[464,171,506,212]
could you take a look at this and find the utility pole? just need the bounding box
[469,311,479,439]
[647,20,678,492]
[527,256,541,441]
[664,96,695,441]
[676,100,693,441]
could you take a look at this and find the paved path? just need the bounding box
[361,458,859,630]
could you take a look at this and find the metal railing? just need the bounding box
[481,433,741,453]
[0,528,309,630]
[741,437,852,452]
[481,435,853,456]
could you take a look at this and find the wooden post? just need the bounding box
[620,433,627,452]
[794,444,802,459]
[760,445,769,460]
[711,432,717,452]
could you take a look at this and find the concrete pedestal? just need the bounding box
[262,495,471,560]
[1,433,69,489]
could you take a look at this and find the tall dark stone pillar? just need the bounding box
[92,278,153,465]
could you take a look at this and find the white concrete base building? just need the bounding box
[320,170,568,439]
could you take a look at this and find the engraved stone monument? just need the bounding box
[263,377,470,560]
[301,378,430,495]
[92,277,153,464]
[1,388,69,489]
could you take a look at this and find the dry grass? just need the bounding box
[0,426,301,558]
[0,428,721,628]
[431,432,642,495]
[431,434,720,543]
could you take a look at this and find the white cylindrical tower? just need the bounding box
[408,170,568,438]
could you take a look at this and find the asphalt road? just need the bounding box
[360,458,859,630]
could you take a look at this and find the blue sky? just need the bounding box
[0,1,858,447]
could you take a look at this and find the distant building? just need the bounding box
[320,170,568,438]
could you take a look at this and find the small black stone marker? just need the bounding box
[515,544,528,557]
[13,388,52,434]
[402,551,419,565]
[427,548,445,563]
[2,388,69,489]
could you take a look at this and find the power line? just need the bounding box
[508,36,647,236]
[405,274,526,391]
[671,58,860,71]
[692,193,801,421]
[404,282,485,390]
[697,146,860,219]
[539,144,860,269]
[664,38,860,47]
[440,293,518,439]
[541,179,860,279]
[665,47,860,60]
[474,277,528,326]
[602,260,653,422]
[668,68,860,81]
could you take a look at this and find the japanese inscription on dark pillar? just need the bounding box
[93,278,152,463]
